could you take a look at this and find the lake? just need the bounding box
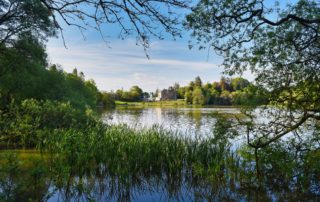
[102,106,240,139]
[1,107,319,201]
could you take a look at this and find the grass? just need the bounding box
[0,124,237,200]
[115,99,186,107]
[1,123,319,201]
[40,124,233,172]
[114,100,245,109]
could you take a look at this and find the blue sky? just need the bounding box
[45,1,265,92]
[47,36,228,92]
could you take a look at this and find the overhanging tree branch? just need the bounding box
[0,0,190,49]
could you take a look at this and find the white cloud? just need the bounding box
[47,39,226,91]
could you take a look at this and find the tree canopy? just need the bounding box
[1,0,190,49]
[0,0,56,46]
[186,0,320,149]
[0,34,109,109]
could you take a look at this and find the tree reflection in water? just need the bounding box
[0,124,319,201]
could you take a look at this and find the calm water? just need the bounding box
[102,107,240,139]
[1,107,319,201]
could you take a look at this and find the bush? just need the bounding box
[0,99,98,147]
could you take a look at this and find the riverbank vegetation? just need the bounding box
[1,117,320,201]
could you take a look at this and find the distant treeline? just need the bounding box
[173,76,268,106]
[0,35,265,109]
[110,76,268,106]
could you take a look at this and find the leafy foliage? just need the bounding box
[0,0,56,46]
[173,76,267,106]
[0,99,97,147]
[0,35,109,110]
[115,85,144,102]
[186,0,320,149]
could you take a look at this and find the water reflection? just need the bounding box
[102,107,240,139]
[1,146,319,202]
[1,107,319,201]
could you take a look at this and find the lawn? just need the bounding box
[115,99,186,106]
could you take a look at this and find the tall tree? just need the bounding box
[194,76,202,87]
[129,85,143,101]
[186,0,320,152]
[231,77,250,91]
[192,87,205,105]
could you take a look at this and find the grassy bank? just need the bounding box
[114,100,244,108]
[115,99,186,107]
